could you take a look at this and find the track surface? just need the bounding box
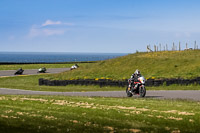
[0,88,200,101]
[0,68,70,77]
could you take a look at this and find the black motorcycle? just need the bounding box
[126,76,146,97]
[14,68,24,75]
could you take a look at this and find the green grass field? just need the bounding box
[0,95,199,133]
[49,50,200,80]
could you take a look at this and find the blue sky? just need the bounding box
[1,0,200,53]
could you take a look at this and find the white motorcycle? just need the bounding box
[37,67,46,73]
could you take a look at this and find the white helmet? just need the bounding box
[134,69,140,75]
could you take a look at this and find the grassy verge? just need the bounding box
[0,75,200,91]
[0,63,89,70]
[0,95,199,133]
[0,75,123,92]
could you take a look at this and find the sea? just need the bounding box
[0,52,127,63]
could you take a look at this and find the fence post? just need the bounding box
[186,43,188,50]
[159,43,161,51]
[166,44,168,51]
[147,44,153,52]
[194,41,197,49]
[172,42,175,51]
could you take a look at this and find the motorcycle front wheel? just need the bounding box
[139,86,146,97]
[126,87,133,97]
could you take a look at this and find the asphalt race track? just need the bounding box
[0,68,70,77]
[0,88,200,101]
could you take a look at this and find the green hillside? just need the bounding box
[50,50,200,80]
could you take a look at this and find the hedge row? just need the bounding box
[39,77,200,87]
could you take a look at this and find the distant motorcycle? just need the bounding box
[70,64,79,70]
[15,68,24,75]
[126,76,146,97]
[37,67,47,73]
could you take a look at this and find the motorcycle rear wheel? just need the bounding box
[139,86,146,97]
[126,87,133,97]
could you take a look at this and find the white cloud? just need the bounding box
[28,20,73,38]
[42,20,74,27]
[29,26,65,38]
[42,20,62,27]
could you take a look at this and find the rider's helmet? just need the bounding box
[134,69,141,76]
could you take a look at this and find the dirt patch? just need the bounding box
[45,115,57,120]
[5,110,13,113]
[70,120,79,124]
[156,115,164,118]
[167,116,182,121]
[162,110,195,116]
[171,129,180,133]
[1,115,9,118]
[112,106,136,110]
[129,128,141,133]
[20,98,48,102]
[178,112,195,116]
[189,119,194,122]
[104,126,114,131]
[0,96,6,100]
[17,112,23,115]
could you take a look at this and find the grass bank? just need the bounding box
[0,75,200,91]
[0,95,199,133]
[50,50,200,80]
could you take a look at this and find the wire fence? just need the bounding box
[147,41,198,52]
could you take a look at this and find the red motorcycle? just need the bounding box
[126,76,146,97]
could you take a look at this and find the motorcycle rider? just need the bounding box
[17,68,23,73]
[15,68,24,75]
[130,69,141,90]
[42,67,46,72]
[71,64,79,70]
[38,67,46,73]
